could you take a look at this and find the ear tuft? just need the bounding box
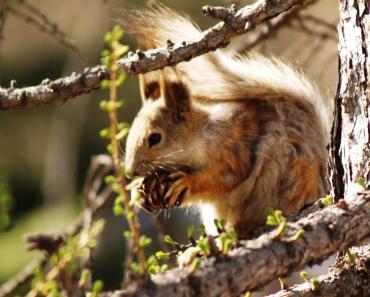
[139,73,161,102]
[164,82,191,120]
[144,82,161,100]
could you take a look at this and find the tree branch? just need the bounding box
[267,244,370,297]
[101,192,370,297]
[0,0,309,111]
[233,0,319,53]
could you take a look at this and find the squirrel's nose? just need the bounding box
[124,158,141,178]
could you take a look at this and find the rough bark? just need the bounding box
[100,192,370,297]
[0,0,309,110]
[267,245,370,297]
[329,0,370,200]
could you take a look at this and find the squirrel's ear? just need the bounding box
[160,73,191,121]
[139,74,161,102]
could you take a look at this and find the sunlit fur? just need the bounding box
[123,4,330,236]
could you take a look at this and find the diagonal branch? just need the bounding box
[233,0,319,53]
[0,0,309,111]
[101,192,370,297]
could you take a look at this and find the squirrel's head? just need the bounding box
[125,71,203,178]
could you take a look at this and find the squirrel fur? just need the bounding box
[123,4,330,236]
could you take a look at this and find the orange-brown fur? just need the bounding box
[123,4,330,237]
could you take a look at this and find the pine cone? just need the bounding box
[136,170,171,213]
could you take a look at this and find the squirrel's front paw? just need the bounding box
[163,172,190,208]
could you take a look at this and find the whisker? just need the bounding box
[152,161,180,172]
[156,149,185,160]
[153,160,189,170]
[147,163,160,179]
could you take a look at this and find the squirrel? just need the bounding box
[123,4,330,237]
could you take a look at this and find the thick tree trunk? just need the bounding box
[330,0,370,199]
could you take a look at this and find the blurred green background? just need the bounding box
[0,0,338,293]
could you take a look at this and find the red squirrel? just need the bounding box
[123,4,330,236]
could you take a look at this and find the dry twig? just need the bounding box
[0,0,310,110]
[0,155,113,297]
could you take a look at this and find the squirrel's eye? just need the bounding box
[148,133,161,147]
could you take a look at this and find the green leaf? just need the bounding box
[118,122,130,130]
[112,25,124,40]
[357,177,366,189]
[146,255,157,266]
[164,235,175,245]
[123,231,131,239]
[346,249,357,263]
[219,233,233,254]
[104,175,116,184]
[219,219,226,229]
[300,271,309,281]
[113,205,124,216]
[139,235,152,248]
[130,262,142,274]
[106,144,113,155]
[99,100,108,112]
[266,215,278,226]
[104,32,113,44]
[79,269,91,287]
[161,264,169,272]
[197,238,210,256]
[320,194,334,206]
[99,128,111,139]
[278,277,287,289]
[101,49,110,57]
[92,280,104,294]
[115,100,124,109]
[190,257,201,273]
[276,221,287,237]
[274,210,284,222]
[100,56,111,67]
[310,278,320,291]
[116,72,127,86]
[116,128,129,140]
[114,196,124,205]
[114,44,129,57]
[266,207,274,216]
[213,218,220,229]
[291,228,305,241]
[106,101,116,112]
[148,264,159,275]
[100,79,110,89]
[126,210,135,220]
[223,239,233,254]
[187,225,195,238]
[112,183,122,194]
[226,227,238,243]
[199,224,207,237]
[155,251,168,260]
